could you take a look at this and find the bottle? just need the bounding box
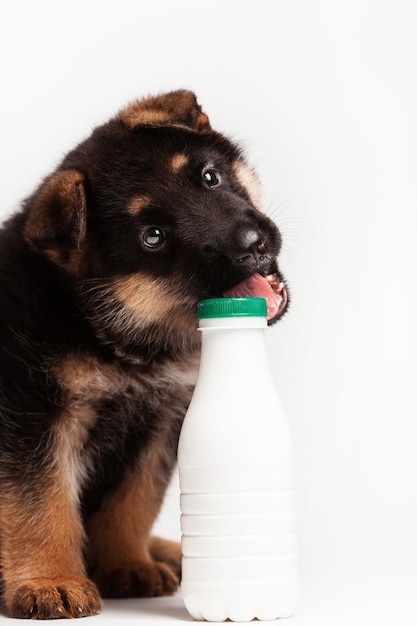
[177,297,298,622]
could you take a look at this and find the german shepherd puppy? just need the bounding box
[0,90,288,619]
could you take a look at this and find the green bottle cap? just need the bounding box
[198,297,267,319]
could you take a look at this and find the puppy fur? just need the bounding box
[0,90,288,619]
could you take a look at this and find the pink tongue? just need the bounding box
[223,273,279,321]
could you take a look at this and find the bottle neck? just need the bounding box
[198,317,267,331]
[197,317,270,381]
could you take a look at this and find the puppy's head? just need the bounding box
[23,90,288,353]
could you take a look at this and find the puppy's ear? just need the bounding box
[24,169,87,254]
[120,90,211,132]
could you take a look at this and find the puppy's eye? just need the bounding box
[202,168,221,189]
[141,226,166,249]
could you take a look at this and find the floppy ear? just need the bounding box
[24,169,87,254]
[120,89,211,132]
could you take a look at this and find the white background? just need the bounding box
[1,1,416,624]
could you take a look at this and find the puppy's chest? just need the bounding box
[54,352,199,433]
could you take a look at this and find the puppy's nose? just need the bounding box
[233,229,267,267]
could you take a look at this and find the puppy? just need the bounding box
[0,90,288,619]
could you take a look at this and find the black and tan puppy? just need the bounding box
[0,90,288,619]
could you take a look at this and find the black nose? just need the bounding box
[232,229,267,267]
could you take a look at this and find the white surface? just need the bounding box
[1,0,416,623]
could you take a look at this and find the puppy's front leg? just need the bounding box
[0,475,101,619]
[86,445,180,599]
[0,417,101,619]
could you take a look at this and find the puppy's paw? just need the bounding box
[149,536,182,579]
[95,561,179,599]
[7,578,102,619]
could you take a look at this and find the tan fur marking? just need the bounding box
[87,459,162,571]
[55,348,198,411]
[122,107,169,127]
[42,246,87,275]
[127,194,152,216]
[233,161,263,210]
[114,273,175,323]
[119,90,211,132]
[52,414,93,504]
[149,537,182,576]
[197,112,210,131]
[54,353,121,407]
[171,153,189,172]
[0,488,84,584]
[24,169,86,251]
[65,247,88,274]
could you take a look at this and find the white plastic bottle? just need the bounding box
[178,297,298,622]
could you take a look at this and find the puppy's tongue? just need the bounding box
[223,273,284,321]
